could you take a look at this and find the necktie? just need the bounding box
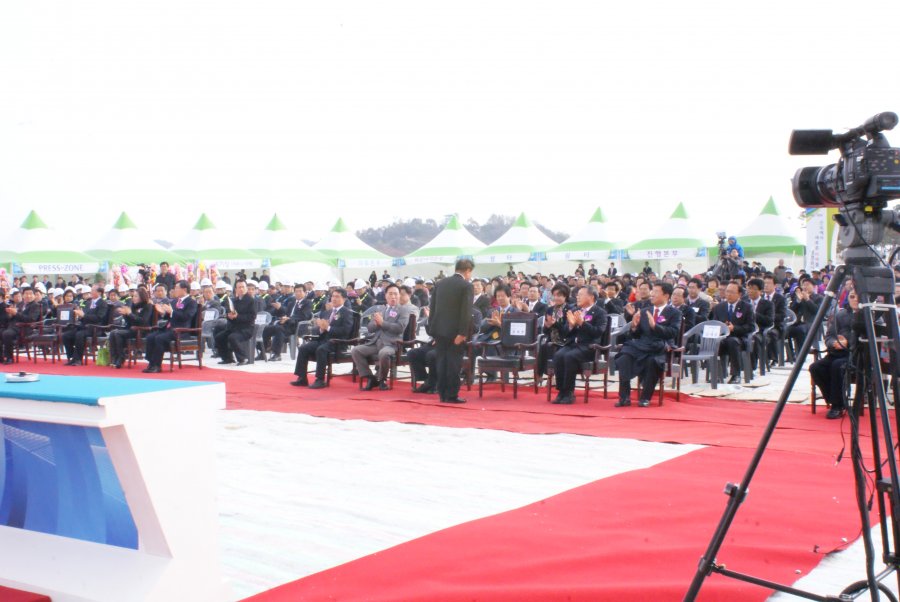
[330,309,337,323]
[728,304,735,320]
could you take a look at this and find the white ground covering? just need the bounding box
[215,411,702,599]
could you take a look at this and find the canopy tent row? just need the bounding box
[250,214,339,284]
[475,212,557,264]
[403,215,485,265]
[547,207,618,262]
[733,196,805,257]
[312,218,393,269]
[173,213,263,271]
[88,212,185,266]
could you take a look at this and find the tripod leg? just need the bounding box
[684,267,846,601]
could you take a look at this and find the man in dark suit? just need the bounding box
[2,286,42,364]
[711,282,756,384]
[607,262,617,277]
[154,261,176,292]
[787,276,822,358]
[685,278,711,323]
[215,280,257,366]
[62,284,108,366]
[471,278,492,318]
[745,277,775,369]
[427,259,475,404]
[763,274,787,365]
[615,282,682,407]
[291,288,356,389]
[548,286,608,404]
[262,283,304,361]
[603,282,624,315]
[142,280,197,373]
[810,291,857,419]
[671,286,696,331]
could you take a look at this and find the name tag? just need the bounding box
[388,310,397,318]
[657,315,666,323]
[735,311,742,318]
[584,314,592,322]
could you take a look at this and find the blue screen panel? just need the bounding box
[0,418,138,549]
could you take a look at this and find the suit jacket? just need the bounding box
[427,274,473,339]
[604,298,624,315]
[622,303,682,355]
[560,304,608,347]
[824,307,854,352]
[685,295,710,322]
[478,304,515,342]
[365,303,411,349]
[227,294,257,334]
[623,298,652,322]
[472,293,492,318]
[167,296,198,330]
[711,299,755,338]
[790,293,822,324]
[9,301,42,330]
[675,303,696,331]
[318,305,355,343]
[526,300,548,315]
[747,296,774,331]
[124,302,154,329]
[80,298,109,328]
[766,293,787,328]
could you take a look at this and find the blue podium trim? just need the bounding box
[0,374,215,406]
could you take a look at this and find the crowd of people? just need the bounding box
[2,253,897,419]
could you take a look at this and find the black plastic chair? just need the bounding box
[475,312,539,399]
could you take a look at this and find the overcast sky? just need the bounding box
[1,1,898,248]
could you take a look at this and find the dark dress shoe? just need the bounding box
[70,360,83,367]
[441,397,466,404]
[413,384,432,393]
[269,355,282,362]
[113,362,123,369]
[379,381,390,391]
[483,374,498,384]
[362,378,377,391]
[64,359,76,366]
[552,394,574,405]
[236,359,249,366]
[308,380,327,389]
[3,358,15,365]
[826,407,845,419]
[142,366,161,374]
[727,375,741,384]
[255,353,266,362]
[218,359,235,365]
[290,379,309,387]
[638,399,651,407]
[614,399,631,407]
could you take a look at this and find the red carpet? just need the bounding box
[245,445,865,602]
[10,361,888,601]
[0,586,51,602]
[21,361,877,454]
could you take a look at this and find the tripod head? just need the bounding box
[833,202,900,299]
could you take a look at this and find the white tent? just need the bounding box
[735,197,805,257]
[1,210,100,275]
[475,213,557,265]
[625,202,709,274]
[547,207,618,261]
[313,218,393,269]
[250,214,339,284]
[404,215,485,265]
[88,212,184,265]
[173,213,263,271]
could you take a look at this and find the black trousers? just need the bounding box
[434,335,464,401]
[718,336,743,377]
[215,327,251,363]
[61,327,91,361]
[615,351,660,402]
[262,323,288,355]
[294,339,337,381]
[108,328,136,365]
[552,344,592,395]
[144,329,176,368]
[1,326,21,361]
[409,345,437,387]
[787,323,810,358]
[810,351,849,409]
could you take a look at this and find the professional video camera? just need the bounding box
[790,112,900,271]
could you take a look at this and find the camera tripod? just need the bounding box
[685,261,900,601]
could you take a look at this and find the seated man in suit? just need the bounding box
[623,281,652,322]
[538,283,573,379]
[711,281,756,384]
[603,282,624,315]
[61,284,108,366]
[745,277,775,369]
[671,285,696,332]
[685,278,711,323]
[1,285,43,364]
[352,283,412,390]
[475,284,516,382]
[810,291,857,419]
[762,273,788,366]
[215,280,257,365]
[548,286,608,405]
[142,280,197,374]
[471,278,493,319]
[291,288,355,389]
[615,282,682,407]
[262,283,305,362]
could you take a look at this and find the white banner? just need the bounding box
[546,250,610,261]
[205,259,261,270]
[22,262,100,274]
[627,248,698,260]
[805,209,827,272]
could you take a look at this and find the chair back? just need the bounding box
[688,320,729,355]
[403,313,418,341]
[255,311,272,326]
[499,311,538,352]
[56,304,77,326]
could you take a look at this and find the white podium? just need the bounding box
[0,373,230,601]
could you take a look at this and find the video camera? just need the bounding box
[790,112,900,208]
[716,231,727,257]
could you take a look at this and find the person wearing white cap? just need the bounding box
[189,281,202,303]
[200,278,213,288]
[351,279,374,312]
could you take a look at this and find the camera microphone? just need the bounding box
[788,129,835,155]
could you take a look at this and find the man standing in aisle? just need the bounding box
[427,259,474,404]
